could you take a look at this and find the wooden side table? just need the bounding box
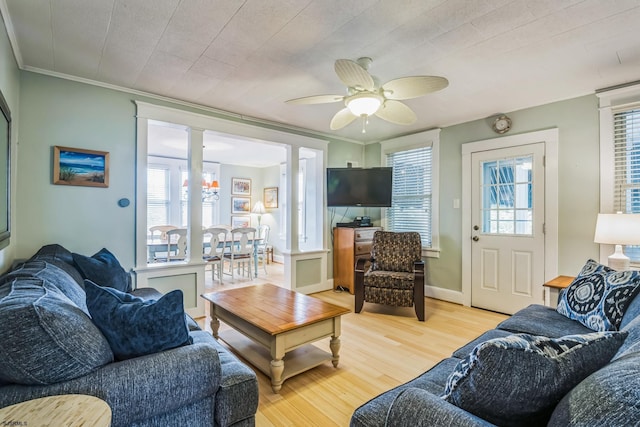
[0,394,111,426]
[543,275,574,308]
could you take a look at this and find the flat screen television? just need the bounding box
[327,167,392,207]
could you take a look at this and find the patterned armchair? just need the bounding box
[354,231,425,321]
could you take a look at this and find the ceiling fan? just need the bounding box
[286,57,448,133]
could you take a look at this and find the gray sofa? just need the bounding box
[351,261,640,426]
[0,244,258,427]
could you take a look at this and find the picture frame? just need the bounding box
[53,146,109,188]
[231,216,251,228]
[231,196,251,214]
[231,177,251,195]
[264,187,278,208]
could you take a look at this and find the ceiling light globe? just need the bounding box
[346,93,383,116]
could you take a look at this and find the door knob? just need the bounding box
[473,225,479,230]
[472,236,479,241]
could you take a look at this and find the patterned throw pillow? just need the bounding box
[557,259,640,331]
[442,332,627,426]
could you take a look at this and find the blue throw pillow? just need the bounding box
[84,280,192,360]
[442,332,627,426]
[73,248,132,293]
[557,259,640,331]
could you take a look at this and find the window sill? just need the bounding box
[423,247,440,258]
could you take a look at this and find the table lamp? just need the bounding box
[252,201,266,228]
[594,213,640,270]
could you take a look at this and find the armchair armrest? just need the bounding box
[0,343,221,427]
[355,257,372,313]
[385,387,495,427]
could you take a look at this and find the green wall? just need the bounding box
[10,64,602,292]
[363,95,600,292]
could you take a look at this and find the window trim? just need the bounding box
[380,128,440,258]
[598,81,640,265]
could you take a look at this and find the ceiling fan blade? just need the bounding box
[382,76,449,100]
[285,94,344,105]
[335,59,375,91]
[330,108,358,130]
[375,100,417,125]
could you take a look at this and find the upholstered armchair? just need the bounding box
[354,231,425,321]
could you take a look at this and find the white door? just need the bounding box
[471,143,545,314]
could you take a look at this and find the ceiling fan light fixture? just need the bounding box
[346,93,383,117]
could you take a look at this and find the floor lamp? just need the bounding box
[594,213,640,270]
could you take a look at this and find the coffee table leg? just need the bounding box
[209,303,220,339]
[330,335,341,367]
[270,359,284,393]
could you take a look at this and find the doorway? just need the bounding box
[461,129,559,315]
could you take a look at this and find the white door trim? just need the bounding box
[461,129,559,307]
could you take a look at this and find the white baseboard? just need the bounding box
[425,285,464,305]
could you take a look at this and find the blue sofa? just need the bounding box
[0,244,258,427]
[351,261,640,426]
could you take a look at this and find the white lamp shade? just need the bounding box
[251,201,266,215]
[346,93,382,116]
[594,213,640,245]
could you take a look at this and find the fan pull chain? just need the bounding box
[361,115,368,133]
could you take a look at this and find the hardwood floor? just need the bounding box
[198,263,508,426]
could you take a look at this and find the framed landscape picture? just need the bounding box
[264,187,278,208]
[231,177,251,195]
[231,216,250,228]
[231,196,251,214]
[53,146,109,188]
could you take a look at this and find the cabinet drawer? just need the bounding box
[354,228,379,241]
[354,242,372,255]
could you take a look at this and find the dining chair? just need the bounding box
[166,228,188,261]
[203,227,228,283]
[256,224,271,275]
[149,225,177,241]
[224,227,256,279]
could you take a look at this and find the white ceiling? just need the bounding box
[3,0,640,149]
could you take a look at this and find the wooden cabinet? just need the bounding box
[333,227,382,294]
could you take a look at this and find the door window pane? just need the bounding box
[482,155,533,236]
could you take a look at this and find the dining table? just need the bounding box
[147,236,263,278]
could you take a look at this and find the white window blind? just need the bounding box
[613,105,640,260]
[385,146,432,247]
[147,166,170,231]
[613,106,640,212]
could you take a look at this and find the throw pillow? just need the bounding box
[84,280,192,360]
[442,331,627,426]
[0,278,114,385]
[556,259,640,331]
[72,248,132,293]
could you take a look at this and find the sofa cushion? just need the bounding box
[0,260,89,315]
[556,259,640,331]
[442,331,627,426]
[73,248,132,293]
[0,278,114,385]
[497,304,594,337]
[29,243,85,287]
[85,280,192,360]
[548,350,640,426]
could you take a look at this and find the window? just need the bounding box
[598,82,640,263]
[612,106,640,259]
[381,129,440,255]
[147,165,170,235]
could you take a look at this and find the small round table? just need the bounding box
[0,394,112,426]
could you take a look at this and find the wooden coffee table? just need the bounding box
[201,284,350,392]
